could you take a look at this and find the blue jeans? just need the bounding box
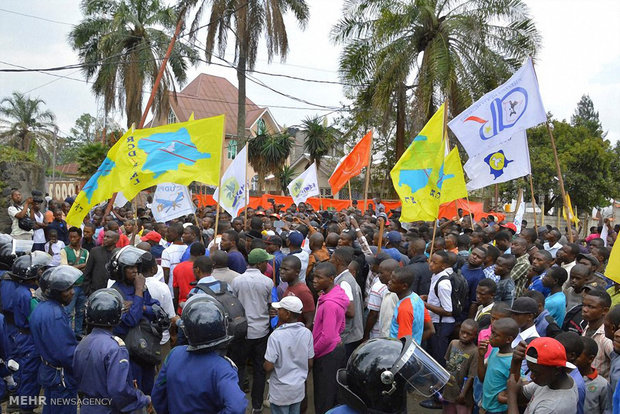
[270,402,301,414]
[64,286,86,336]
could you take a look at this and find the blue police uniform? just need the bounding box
[5,281,41,412]
[111,282,159,394]
[0,314,14,401]
[30,299,78,414]
[151,345,247,414]
[73,328,150,414]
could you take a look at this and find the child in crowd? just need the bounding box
[575,336,610,414]
[478,317,519,414]
[482,245,500,282]
[582,288,613,379]
[442,319,478,414]
[264,296,314,414]
[44,229,65,267]
[555,332,586,414]
[542,267,568,326]
[493,255,516,305]
[474,279,496,330]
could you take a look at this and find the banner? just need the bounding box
[562,193,579,225]
[448,58,546,157]
[213,145,248,218]
[66,115,224,227]
[605,238,620,283]
[390,104,446,222]
[439,148,468,205]
[288,163,320,205]
[151,183,195,223]
[328,130,372,195]
[463,131,531,191]
[513,199,526,233]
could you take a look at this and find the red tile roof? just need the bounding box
[170,74,267,136]
[54,162,80,175]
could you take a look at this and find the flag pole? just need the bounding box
[528,174,539,236]
[546,122,573,242]
[465,196,475,230]
[363,129,374,213]
[244,144,249,228]
[430,101,450,259]
[213,126,227,240]
[347,181,353,208]
[377,217,385,253]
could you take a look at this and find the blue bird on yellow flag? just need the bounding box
[390,104,467,222]
[67,115,225,227]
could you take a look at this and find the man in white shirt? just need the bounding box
[7,190,33,240]
[543,229,563,258]
[509,296,540,377]
[31,198,47,251]
[230,248,274,413]
[160,222,187,293]
[425,251,455,367]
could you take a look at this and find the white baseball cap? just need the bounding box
[272,296,303,313]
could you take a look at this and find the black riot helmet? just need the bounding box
[0,234,14,270]
[86,288,124,327]
[106,246,145,282]
[9,251,52,282]
[336,337,450,414]
[39,265,82,302]
[180,295,233,352]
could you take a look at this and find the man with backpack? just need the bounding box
[230,248,274,414]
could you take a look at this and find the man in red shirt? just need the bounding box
[280,255,315,329]
[173,242,206,314]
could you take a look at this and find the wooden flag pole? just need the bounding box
[213,126,227,241]
[494,184,499,211]
[528,174,539,235]
[347,181,353,208]
[244,144,249,228]
[546,122,573,242]
[363,130,374,213]
[465,196,475,230]
[541,198,545,227]
[429,220,439,260]
[377,217,385,253]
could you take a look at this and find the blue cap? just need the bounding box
[386,231,402,243]
[288,231,304,246]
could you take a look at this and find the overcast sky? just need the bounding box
[1,0,618,143]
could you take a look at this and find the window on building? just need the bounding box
[167,109,177,125]
[321,188,332,197]
[227,139,238,159]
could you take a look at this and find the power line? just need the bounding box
[0,7,74,26]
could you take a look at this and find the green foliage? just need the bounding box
[571,95,604,137]
[0,146,36,163]
[248,132,293,192]
[0,91,56,153]
[69,0,198,127]
[77,142,110,177]
[279,165,295,195]
[333,0,540,158]
[301,116,337,169]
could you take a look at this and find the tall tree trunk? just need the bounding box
[395,82,406,160]
[236,4,248,146]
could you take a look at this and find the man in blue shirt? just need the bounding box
[542,267,568,326]
[460,247,487,319]
[528,250,553,297]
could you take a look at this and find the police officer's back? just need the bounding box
[151,295,247,414]
[73,288,150,413]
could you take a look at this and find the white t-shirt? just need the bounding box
[428,268,455,323]
[368,280,389,338]
[292,250,309,282]
[8,205,33,238]
[32,211,46,244]
[379,292,399,337]
[145,276,175,345]
[161,244,187,292]
[45,240,66,267]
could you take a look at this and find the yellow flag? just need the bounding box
[439,148,468,204]
[562,194,580,225]
[390,104,446,222]
[67,115,225,227]
[606,240,620,284]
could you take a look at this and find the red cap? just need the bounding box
[141,231,162,243]
[525,337,576,369]
[501,222,517,233]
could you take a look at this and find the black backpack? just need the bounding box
[433,270,469,321]
[194,282,248,340]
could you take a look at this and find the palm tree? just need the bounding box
[333,0,540,159]
[69,0,198,128]
[279,165,295,195]
[0,92,56,152]
[301,116,335,171]
[186,0,309,143]
[248,131,293,191]
[77,142,110,176]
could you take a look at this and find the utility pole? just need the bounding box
[52,126,58,183]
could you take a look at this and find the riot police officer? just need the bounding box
[30,265,82,413]
[329,337,450,414]
[151,295,247,413]
[107,246,162,394]
[73,288,151,413]
[3,251,51,413]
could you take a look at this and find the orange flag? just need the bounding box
[328,131,372,195]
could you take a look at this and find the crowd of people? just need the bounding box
[1,186,619,414]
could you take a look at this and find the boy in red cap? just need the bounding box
[506,337,579,413]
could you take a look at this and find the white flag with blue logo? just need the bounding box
[288,162,320,205]
[463,131,531,191]
[448,58,546,157]
[151,183,195,222]
[213,145,248,218]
